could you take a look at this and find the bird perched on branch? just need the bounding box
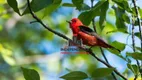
[67,18,120,52]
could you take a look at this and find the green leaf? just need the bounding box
[41,0,61,17]
[81,3,90,11]
[92,68,114,78]
[78,1,105,26]
[127,52,142,60]
[135,32,140,39]
[112,0,131,12]
[112,7,127,32]
[21,67,40,80]
[72,0,90,11]
[2,55,15,66]
[72,0,83,10]
[78,11,93,26]
[7,0,20,15]
[0,25,3,31]
[99,1,109,29]
[0,0,6,4]
[107,41,126,61]
[60,71,88,80]
[135,46,141,51]
[109,41,125,54]
[122,13,130,24]
[127,64,139,75]
[131,7,136,17]
[111,41,125,50]
[23,0,54,15]
[62,3,75,7]
[138,8,142,19]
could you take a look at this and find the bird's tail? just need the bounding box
[99,42,121,52]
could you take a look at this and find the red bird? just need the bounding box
[67,18,120,51]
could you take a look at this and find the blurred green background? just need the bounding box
[0,0,142,80]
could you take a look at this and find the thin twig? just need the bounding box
[132,21,135,52]
[132,15,140,80]
[132,0,142,53]
[91,0,117,80]
[26,0,127,79]
[30,21,38,24]
[132,0,142,79]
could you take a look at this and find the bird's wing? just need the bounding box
[79,25,104,41]
[79,25,94,33]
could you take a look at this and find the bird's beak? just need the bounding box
[66,20,71,24]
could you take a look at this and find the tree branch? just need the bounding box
[26,0,127,79]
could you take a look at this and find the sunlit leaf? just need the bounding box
[129,77,142,80]
[92,68,114,78]
[60,71,88,80]
[0,44,3,51]
[127,64,139,75]
[0,6,5,13]
[21,67,40,80]
[111,41,125,50]
[127,52,142,60]
[7,0,20,15]
[1,14,10,19]
[0,25,3,31]
[62,3,75,7]
[102,22,117,35]
[139,8,142,19]
[2,55,15,66]
[0,0,6,4]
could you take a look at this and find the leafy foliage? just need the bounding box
[127,52,142,60]
[1,0,142,80]
[60,71,88,80]
[107,41,125,54]
[23,0,61,15]
[6,0,20,15]
[21,67,40,80]
[78,0,106,26]
[72,0,90,11]
[92,68,114,78]
[62,3,75,7]
[99,1,109,29]
[127,64,139,75]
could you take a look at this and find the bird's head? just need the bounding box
[67,18,83,28]
[67,18,83,36]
